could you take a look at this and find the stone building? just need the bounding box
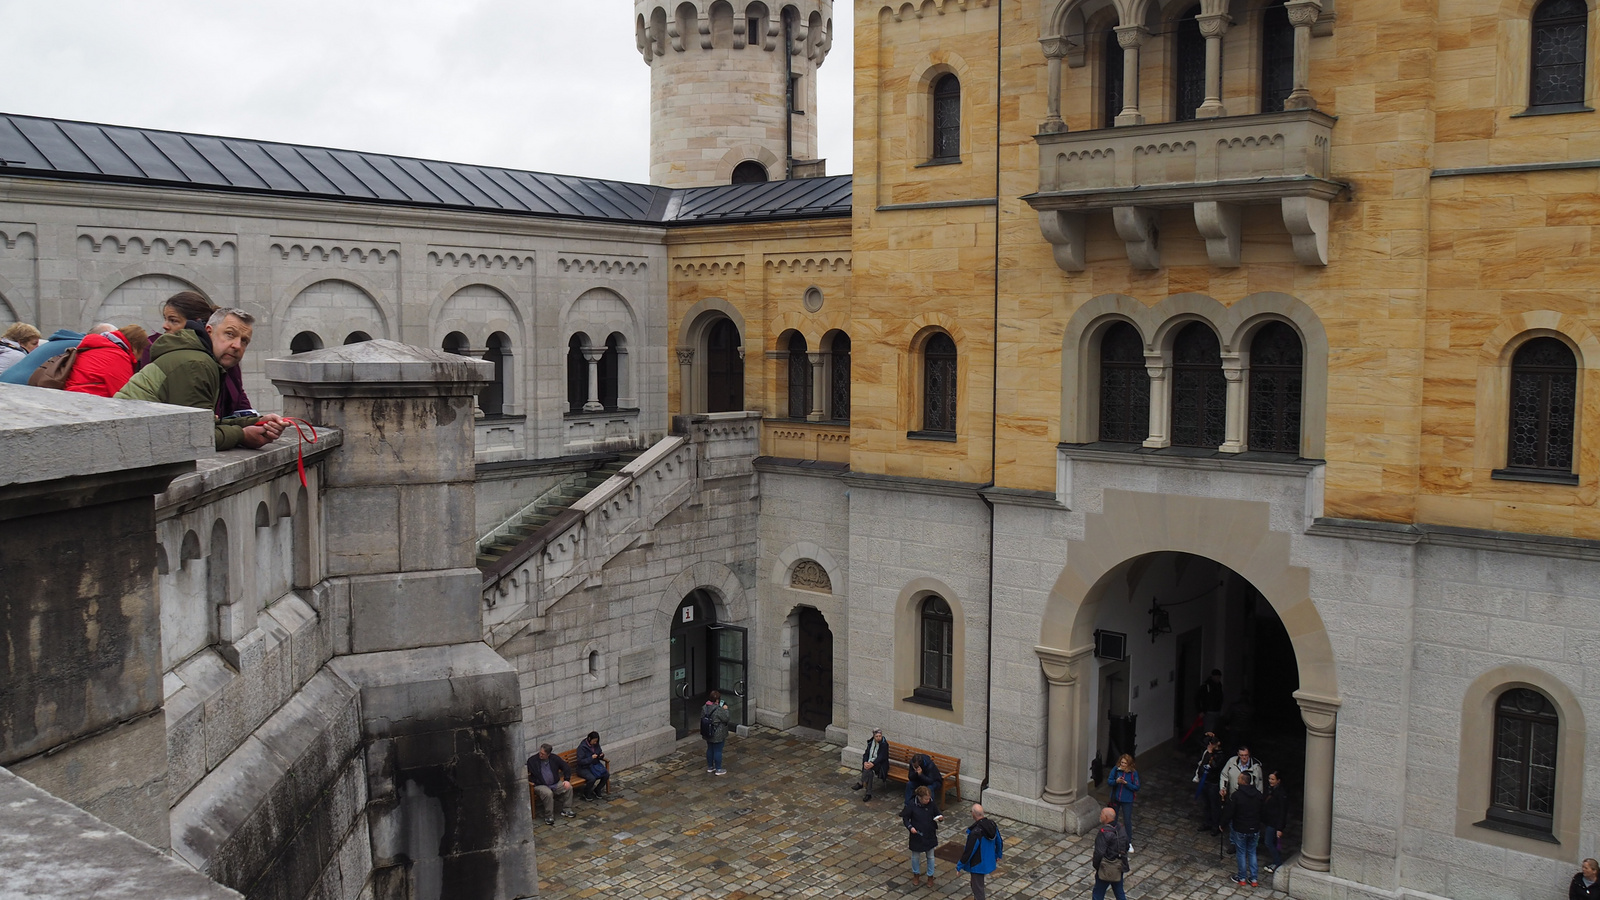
[3,0,1600,899]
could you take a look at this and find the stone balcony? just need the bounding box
[1024,109,1345,270]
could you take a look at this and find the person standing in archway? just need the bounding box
[1221,772,1266,887]
[1261,771,1289,874]
[1192,734,1224,832]
[702,689,730,775]
[1196,669,1225,737]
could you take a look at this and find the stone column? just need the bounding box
[1284,0,1321,110]
[1037,648,1081,805]
[1294,690,1340,872]
[498,344,516,416]
[807,350,827,421]
[1143,357,1172,449]
[1220,355,1246,452]
[1040,36,1070,133]
[1114,26,1148,126]
[1196,13,1230,118]
[616,345,634,408]
[677,346,696,416]
[583,346,606,412]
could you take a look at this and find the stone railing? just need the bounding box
[761,419,850,464]
[563,407,642,455]
[1026,109,1344,269]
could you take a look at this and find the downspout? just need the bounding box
[979,0,1003,800]
[784,10,795,179]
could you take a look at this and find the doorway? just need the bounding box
[1174,627,1203,742]
[796,608,833,730]
[668,590,749,738]
[705,318,744,413]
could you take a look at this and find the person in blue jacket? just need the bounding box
[955,803,1003,900]
[0,327,92,384]
[1109,753,1142,853]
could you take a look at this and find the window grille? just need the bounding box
[1507,337,1577,470]
[1531,0,1588,108]
[917,596,954,705]
[1248,322,1303,453]
[831,334,851,421]
[1171,322,1226,448]
[1488,688,1559,836]
[1175,7,1207,121]
[787,334,811,419]
[1099,322,1151,443]
[932,75,962,159]
[923,333,958,433]
[1261,1,1295,112]
[1104,29,1125,127]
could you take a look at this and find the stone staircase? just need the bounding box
[475,451,642,569]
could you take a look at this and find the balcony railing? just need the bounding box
[761,420,850,464]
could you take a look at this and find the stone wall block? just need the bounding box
[398,482,477,571]
[346,570,483,655]
[321,487,401,576]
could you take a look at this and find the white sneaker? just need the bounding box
[714,768,728,775]
[707,767,715,774]
[1127,844,1134,853]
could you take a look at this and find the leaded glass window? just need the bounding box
[917,595,954,705]
[1099,322,1150,443]
[1507,337,1576,471]
[933,75,962,160]
[1530,0,1588,109]
[1489,688,1558,835]
[1175,6,1207,121]
[1248,322,1303,454]
[787,333,811,419]
[831,333,851,421]
[924,333,958,433]
[1261,1,1294,112]
[1171,322,1226,448]
[1104,28,1125,127]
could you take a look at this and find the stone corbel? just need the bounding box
[1194,201,1242,268]
[699,11,713,50]
[1113,206,1160,270]
[1281,196,1330,266]
[1038,210,1087,273]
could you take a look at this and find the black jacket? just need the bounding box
[1197,680,1224,713]
[1262,785,1289,833]
[1573,873,1600,900]
[908,754,943,792]
[1092,823,1128,874]
[526,752,572,787]
[1222,783,1265,833]
[900,798,941,852]
[862,736,891,782]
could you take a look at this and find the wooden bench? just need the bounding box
[884,744,961,808]
[527,748,610,817]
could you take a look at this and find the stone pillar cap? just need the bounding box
[267,340,493,396]
[0,384,211,486]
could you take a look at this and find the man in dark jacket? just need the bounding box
[1091,806,1129,900]
[526,743,575,825]
[1573,858,1599,900]
[1197,669,1225,735]
[1222,772,1266,886]
[955,804,1002,900]
[854,727,890,801]
[905,752,943,805]
[703,689,731,775]
[1261,770,1289,873]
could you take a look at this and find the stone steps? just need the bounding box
[474,451,642,569]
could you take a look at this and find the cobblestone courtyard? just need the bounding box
[534,729,1297,898]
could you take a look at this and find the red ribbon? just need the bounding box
[279,417,319,487]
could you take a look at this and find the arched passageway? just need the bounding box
[668,590,749,738]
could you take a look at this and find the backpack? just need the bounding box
[27,348,80,390]
[700,704,715,740]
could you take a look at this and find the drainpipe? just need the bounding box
[979,0,1003,800]
[784,10,795,179]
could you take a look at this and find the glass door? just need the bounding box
[710,624,749,727]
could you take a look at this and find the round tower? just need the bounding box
[635,1,833,187]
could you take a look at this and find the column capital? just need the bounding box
[1196,12,1231,37]
[1035,644,1094,684]
[675,346,695,365]
[1294,690,1341,735]
[581,347,607,364]
[1039,35,1072,59]
[807,350,827,365]
[1114,24,1149,49]
[1285,0,1323,26]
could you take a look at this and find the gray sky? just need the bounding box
[0,1,853,184]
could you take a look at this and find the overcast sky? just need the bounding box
[0,1,854,184]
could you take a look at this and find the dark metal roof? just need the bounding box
[0,113,850,226]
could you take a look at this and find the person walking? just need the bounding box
[854,727,891,801]
[955,803,1002,900]
[1572,858,1600,900]
[1090,806,1129,900]
[1108,753,1140,853]
[701,690,731,775]
[900,784,942,887]
[1221,772,1266,887]
[1261,770,1289,874]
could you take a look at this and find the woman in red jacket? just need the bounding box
[64,325,146,397]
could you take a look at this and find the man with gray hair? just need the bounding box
[116,307,284,450]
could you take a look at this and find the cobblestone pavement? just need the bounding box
[535,728,1296,898]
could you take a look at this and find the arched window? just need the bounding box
[343,331,372,344]
[1171,322,1226,448]
[1506,337,1577,472]
[1530,0,1588,109]
[916,596,954,707]
[567,335,588,412]
[1248,322,1304,454]
[732,161,769,184]
[932,74,961,161]
[922,333,958,434]
[1174,6,1206,121]
[290,331,323,354]
[442,331,470,356]
[1098,322,1150,443]
[481,332,508,417]
[706,318,744,413]
[830,333,851,421]
[1488,688,1559,836]
[1261,1,1294,113]
[600,333,622,410]
[1104,28,1125,127]
[786,332,811,419]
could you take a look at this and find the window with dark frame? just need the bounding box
[1261,1,1295,113]
[923,333,958,433]
[1506,337,1577,472]
[1170,322,1227,448]
[915,595,954,706]
[932,74,962,160]
[1098,321,1151,443]
[705,317,745,413]
[731,160,769,184]
[566,335,587,413]
[1485,688,1559,839]
[1530,0,1588,109]
[1248,322,1304,454]
[787,333,811,419]
[1174,6,1207,121]
[830,333,852,421]
[1104,28,1125,127]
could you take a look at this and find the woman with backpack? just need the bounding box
[701,690,730,775]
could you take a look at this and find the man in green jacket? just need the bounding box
[116,308,284,451]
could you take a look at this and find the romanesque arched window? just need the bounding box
[732,160,769,184]
[1174,6,1207,121]
[1506,337,1577,472]
[1488,688,1559,836]
[1530,0,1589,109]
[917,595,954,707]
[786,332,811,419]
[705,317,745,413]
[567,335,588,413]
[1248,322,1304,454]
[829,332,851,421]
[1171,322,1226,448]
[922,333,958,434]
[1098,322,1150,443]
[1103,28,1125,127]
[1261,0,1295,112]
[932,74,962,160]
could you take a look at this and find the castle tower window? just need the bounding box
[1530,0,1588,109]
[922,333,958,434]
[829,332,851,421]
[1247,322,1303,454]
[732,160,769,184]
[1098,322,1150,443]
[1506,337,1577,472]
[786,332,811,419]
[916,595,954,707]
[1174,6,1207,121]
[1260,1,1295,113]
[1103,29,1125,128]
[932,74,962,161]
[1487,688,1559,838]
[1170,322,1225,448]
